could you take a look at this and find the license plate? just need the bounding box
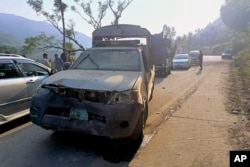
[70,108,88,121]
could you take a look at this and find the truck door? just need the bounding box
[141,51,155,101]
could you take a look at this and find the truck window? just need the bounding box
[76,49,141,71]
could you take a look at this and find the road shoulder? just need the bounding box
[130,60,238,167]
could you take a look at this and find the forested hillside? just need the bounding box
[0,13,91,51]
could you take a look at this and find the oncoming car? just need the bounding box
[173,54,191,70]
[0,54,54,125]
[221,49,233,59]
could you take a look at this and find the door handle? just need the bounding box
[27,80,35,84]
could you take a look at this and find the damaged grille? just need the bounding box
[67,89,112,103]
[44,84,112,103]
[45,106,106,123]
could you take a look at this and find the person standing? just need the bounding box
[54,53,64,72]
[199,50,203,70]
[60,51,68,63]
[67,51,74,64]
[41,53,51,68]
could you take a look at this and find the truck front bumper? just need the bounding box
[30,93,143,139]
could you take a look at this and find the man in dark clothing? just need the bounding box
[54,53,64,71]
[60,51,68,63]
[199,50,203,70]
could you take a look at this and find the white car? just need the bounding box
[173,54,191,70]
[0,54,55,125]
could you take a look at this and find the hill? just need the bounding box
[0,13,92,49]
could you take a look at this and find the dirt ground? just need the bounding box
[226,66,250,150]
[129,57,250,167]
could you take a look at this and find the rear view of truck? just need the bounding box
[151,33,176,77]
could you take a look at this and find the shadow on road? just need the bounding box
[49,131,142,163]
[196,69,202,76]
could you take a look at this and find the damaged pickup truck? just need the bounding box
[30,24,155,142]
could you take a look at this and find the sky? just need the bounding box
[0,0,226,37]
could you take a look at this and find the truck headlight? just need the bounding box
[107,90,142,105]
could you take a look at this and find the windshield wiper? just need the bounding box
[82,54,99,69]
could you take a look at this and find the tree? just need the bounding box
[71,0,108,30]
[108,0,133,25]
[22,33,56,54]
[162,24,176,40]
[53,0,67,51]
[0,45,18,54]
[220,0,250,32]
[72,0,133,29]
[21,32,76,55]
[27,0,85,51]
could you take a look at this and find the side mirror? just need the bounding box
[27,71,38,76]
[50,69,57,75]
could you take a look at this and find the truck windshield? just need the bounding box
[75,49,141,71]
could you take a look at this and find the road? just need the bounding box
[0,56,234,167]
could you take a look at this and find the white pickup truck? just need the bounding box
[30,24,155,143]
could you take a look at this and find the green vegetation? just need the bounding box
[234,49,250,77]
[0,45,18,54]
[220,0,250,78]
[0,31,22,53]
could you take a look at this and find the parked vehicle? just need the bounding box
[151,33,176,77]
[30,24,155,142]
[189,50,201,65]
[0,54,54,125]
[221,49,233,59]
[173,54,191,70]
[0,53,23,57]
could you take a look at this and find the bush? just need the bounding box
[234,48,250,77]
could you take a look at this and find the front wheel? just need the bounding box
[130,101,148,142]
[130,112,144,141]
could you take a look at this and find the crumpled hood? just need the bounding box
[43,70,141,91]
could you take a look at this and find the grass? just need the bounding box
[234,49,250,78]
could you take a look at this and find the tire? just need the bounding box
[162,71,167,77]
[131,112,144,141]
[130,101,148,141]
[168,66,171,75]
[163,67,170,77]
